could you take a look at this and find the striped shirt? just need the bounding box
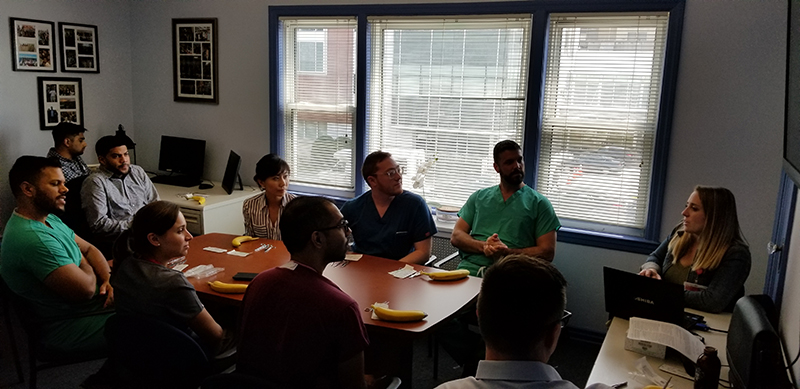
[242,192,296,240]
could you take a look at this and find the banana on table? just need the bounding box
[421,269,470,281]
[371,305,428,322]
[231,235,258,247]
[207,280,248,294]
[210,238,467,299]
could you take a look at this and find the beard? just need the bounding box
[501,169,524,186]
[107,164,129,177]
[325,237,348,263]
[33,190,64,214]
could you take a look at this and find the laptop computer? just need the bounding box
[603,266,686,326]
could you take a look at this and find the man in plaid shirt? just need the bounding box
[46,122,90,183]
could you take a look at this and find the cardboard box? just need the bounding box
[624,335,667,358]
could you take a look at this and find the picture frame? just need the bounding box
[172,18,218,104]
[9,17,56,72]
[58,22,99,73]
[37,77,84,131]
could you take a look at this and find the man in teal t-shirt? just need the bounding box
[451,140,561,276]
[0,156,113,355]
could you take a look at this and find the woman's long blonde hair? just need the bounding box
[668,186,746,271]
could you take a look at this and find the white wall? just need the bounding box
[0,0,134,232]
[0,0,788,334]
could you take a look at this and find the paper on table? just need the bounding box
[345,253,362,261]
[184,264,225,278]
[173,264,188,272]
[389,264,417,279]
[628,317,705,361]
[634,356,671,387]
[371,302,389,320]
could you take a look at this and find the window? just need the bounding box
[270,2,683,251]
[279,18,357,193]
[537,14,669,235]
[367,17,530,207]
[297,28,327,73]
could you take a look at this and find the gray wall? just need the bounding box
[0,0,134,230]
[0,0,788,334]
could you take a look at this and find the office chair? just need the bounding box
[425,236,462,379]
[0,277,24,385]
[105,314,212,389]
[60,175,89,237]
[0,278,111,389]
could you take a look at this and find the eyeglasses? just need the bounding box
[318,218,349,232]
[375,166,404,178]
[559,310,572,328]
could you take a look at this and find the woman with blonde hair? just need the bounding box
[639,186,751,312]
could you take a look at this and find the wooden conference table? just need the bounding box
[587,309,732,389]
[183,233,482,386]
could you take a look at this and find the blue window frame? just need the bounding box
[269,0,686,254]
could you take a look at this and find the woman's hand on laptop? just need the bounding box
[638,268,661,280]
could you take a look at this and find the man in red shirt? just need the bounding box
[237,196,369,388]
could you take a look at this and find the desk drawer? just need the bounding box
[181,208,203,236]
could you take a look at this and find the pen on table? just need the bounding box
[254,244,268,252]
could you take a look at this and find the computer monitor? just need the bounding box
[221,150,242,195]
[157,135,205,180]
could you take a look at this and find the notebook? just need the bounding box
[603,266,685,326]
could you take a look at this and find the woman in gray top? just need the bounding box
[639,186,751,313]
[112,201,225,354]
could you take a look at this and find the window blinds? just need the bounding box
[280,18,357,192]
[366,16,531,207]
[537,13,669,231]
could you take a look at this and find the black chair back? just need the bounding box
[1,277,109,388]
[105,314,210,389]
[0,277,24,384]
[61,175,89,237]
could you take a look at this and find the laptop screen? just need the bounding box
[603,266,685,325]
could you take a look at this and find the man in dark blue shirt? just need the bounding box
[340,151,437,263]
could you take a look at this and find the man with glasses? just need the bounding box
[451,140,560,276]
[237,196,369,388]
[341,151,437,263]
[436,254,610,389]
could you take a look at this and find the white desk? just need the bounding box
[154,182,260,236]
[587,309,731,389]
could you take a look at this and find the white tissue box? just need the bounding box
[624,335,666,358]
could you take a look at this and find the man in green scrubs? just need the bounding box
[0,156,113,355]
[451,140,560,276]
